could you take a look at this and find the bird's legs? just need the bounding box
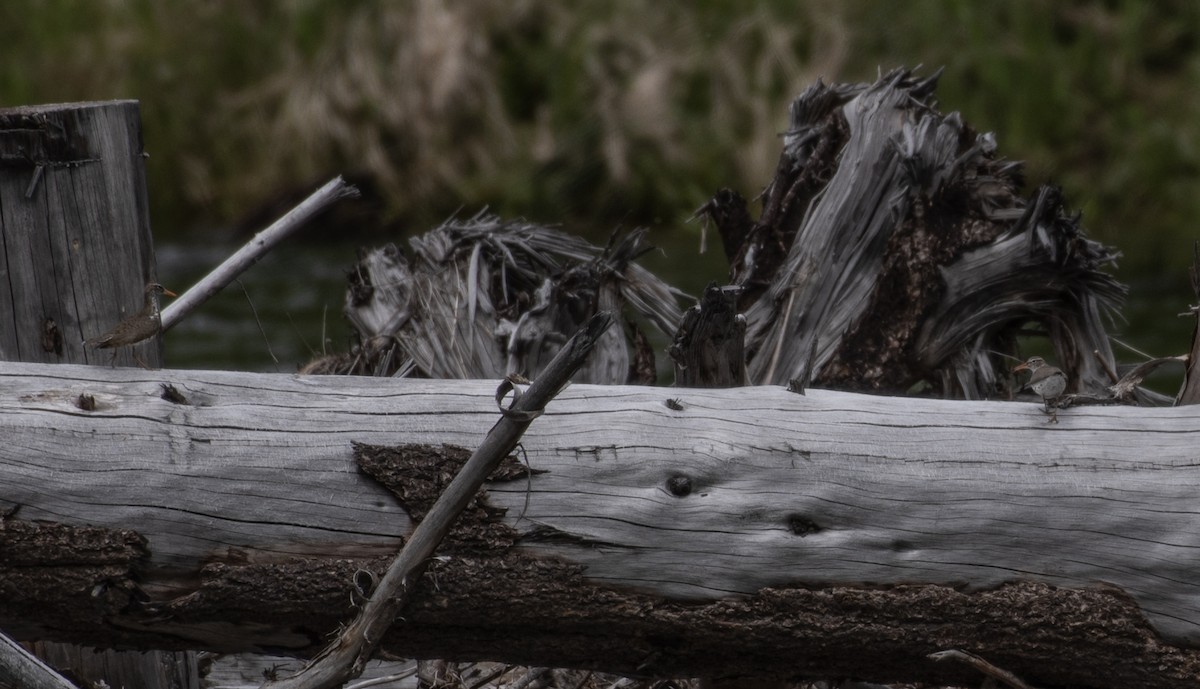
[1042,398,1059,423]
[132,348,155,370]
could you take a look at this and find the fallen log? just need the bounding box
[2,361,1200,687]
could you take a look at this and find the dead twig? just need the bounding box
[161,176,359,333]
[261,313,614,689]
[465,665,509,689]
[928,649,1041,689]
[1106,355,1187,402]
[1179,240,1200,405]
[1093,348,1120,384]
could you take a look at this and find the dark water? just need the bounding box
[1111,273,1194,397]
[158,243,355,373]
[156,239,1194,397]
[156,233,732,374]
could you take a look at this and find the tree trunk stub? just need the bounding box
[0,100,164,369]
[2,362,1200,687]
[669,283,745,387]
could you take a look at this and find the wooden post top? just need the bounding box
[0,100,161,367]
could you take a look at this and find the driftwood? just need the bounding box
[697,69,1126,401]
[8,72,1200,689]
[668,283,745,387]
[265,68,1200,688]
[159,176,360,333]
[3,362,1200,688]
[302,215,684,384]
[0,100,163,369]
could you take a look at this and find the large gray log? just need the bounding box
[2,361,1200,687]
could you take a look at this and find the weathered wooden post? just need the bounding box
[0,101,193,688]
[0,100,164,368]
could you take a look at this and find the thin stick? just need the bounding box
[928,649,1040,689]
[240,279,279,366]
[261,312,614,689]
[160,176,359,333]
[344,663,418,689]
[1111,335,1156,362]
[1093,349,1120,384]
[464,665,509,689]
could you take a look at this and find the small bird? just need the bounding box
[84,282,177,367]
[1012,355,1068,421]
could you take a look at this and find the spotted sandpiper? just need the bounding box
[1012,356,1068,421]
[84,282,177,367]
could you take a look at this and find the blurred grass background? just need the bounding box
[3,1,1200,360]
[3,1,1198,271]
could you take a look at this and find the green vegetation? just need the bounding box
[2,1,1200,280]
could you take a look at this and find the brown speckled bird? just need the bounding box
[84,282,176,366]
[1012,356,1068,421]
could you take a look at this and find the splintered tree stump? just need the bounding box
[698,69,1125,400]
[307,216,683,383]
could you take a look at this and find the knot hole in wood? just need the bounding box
[666,475,693,497]
[787,514,822,537]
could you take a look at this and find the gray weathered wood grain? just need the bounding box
[2,360,1199,647]
[0,101,162,367]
